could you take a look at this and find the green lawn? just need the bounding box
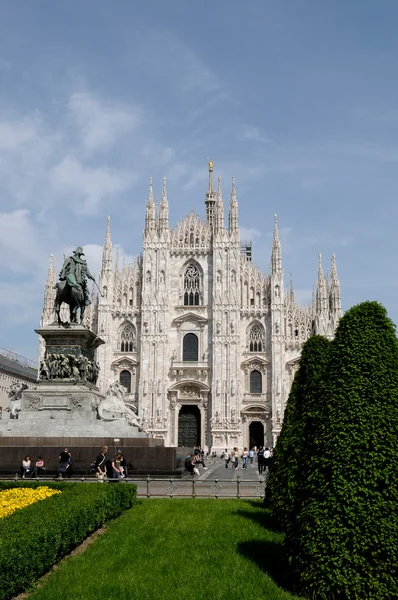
[28,499,302,600]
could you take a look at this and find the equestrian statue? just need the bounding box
[54,246,96,325]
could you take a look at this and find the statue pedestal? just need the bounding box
[1,324,146,439]
[37,323,104,366]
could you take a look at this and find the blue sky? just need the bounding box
[1,0,398,360]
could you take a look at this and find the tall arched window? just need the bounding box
[250,370,262,394]
[183,333,199,361]
[248,323,265,352]
[119,322,136,352]
[119,370,131,393]
[183,264,201,306]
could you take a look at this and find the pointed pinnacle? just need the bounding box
[162,176,167,201]
[148,176,154,203]
[274,214,279,239]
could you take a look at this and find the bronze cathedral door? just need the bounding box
[178,405,201,447]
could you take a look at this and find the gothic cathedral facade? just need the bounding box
[40,164,342,450]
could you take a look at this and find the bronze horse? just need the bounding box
[54,280,86,325]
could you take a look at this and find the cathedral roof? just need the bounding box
[170,211,211,254]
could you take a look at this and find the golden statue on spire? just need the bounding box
[208,159,213,172]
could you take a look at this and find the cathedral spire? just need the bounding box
[215,175,224,231]
[316,253,328,313]
[205,159,217,227]
[41,254,56,325]
[289,272,295,303]
[329,253,342,315]
[271,214,282,275]
[159,176,169,231]
[101,216,113,273]
[145,176,156,232]
[228,176,239,233]
[115,246,120,277]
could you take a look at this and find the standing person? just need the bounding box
[234,447,239,470]
[120,454,128,478]
[21,456,31,478]
[58,448,70,478]
[230,448,236,469]
[242,447,249,470]
[263,447,271,473]
[32,456,46,477]
[112,453,123,480]
[66,452,74,478]
[257,446,265,475]
[249,448,254,464]
[94,446,108,480]
[224,449,230,468]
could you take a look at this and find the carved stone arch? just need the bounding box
[246,320,265,352]
[118,320,136,352]
[180,259,204,306]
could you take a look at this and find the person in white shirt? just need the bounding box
[249,448,254,464]
[224,449,230,468]
[242,447,249,470]
[263,447,271,472]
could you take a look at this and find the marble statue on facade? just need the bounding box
[7,382,29,418]
[97,381,145,431]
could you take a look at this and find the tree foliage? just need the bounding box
[266,335,331,534]
[288,302,398,599]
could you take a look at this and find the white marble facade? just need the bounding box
[40,165,342,450]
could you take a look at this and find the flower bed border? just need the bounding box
[0,481,136,600]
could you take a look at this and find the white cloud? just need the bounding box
[68,92,142,151]
[0,209,46,272]
[237,125,271,144]
[0,281,42,325]
[240,226,262,240]
[49,157,134,214]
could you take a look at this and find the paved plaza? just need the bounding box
[129,457,266,498]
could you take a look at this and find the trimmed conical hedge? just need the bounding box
[266,335,331,535]
[289,302,398,599]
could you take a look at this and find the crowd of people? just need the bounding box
[222,446,273,474]
[19,446,129,480]
[91,446,129,481]
[183,445,274,476]
[19,444,273,480]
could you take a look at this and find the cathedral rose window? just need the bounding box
[248,323,265,352]
[119,322,136,352]
[183,264,201,306]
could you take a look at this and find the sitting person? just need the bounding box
[32,456,46,477]
[21,456,31,478]
[194,453,208,470]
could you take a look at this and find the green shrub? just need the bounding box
[289,302,398,599]
[266,335,330,535]
[0,481,136,600]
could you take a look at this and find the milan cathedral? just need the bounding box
[40,163,342,450]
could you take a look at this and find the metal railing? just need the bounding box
[3,473,269,499]
[132,474,268,499]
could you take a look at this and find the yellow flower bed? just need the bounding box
[0,487,61,519]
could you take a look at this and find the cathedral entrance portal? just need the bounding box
[178,405,201,447]
[249,421,264,448]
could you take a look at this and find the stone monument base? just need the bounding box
[0,383,147,438]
